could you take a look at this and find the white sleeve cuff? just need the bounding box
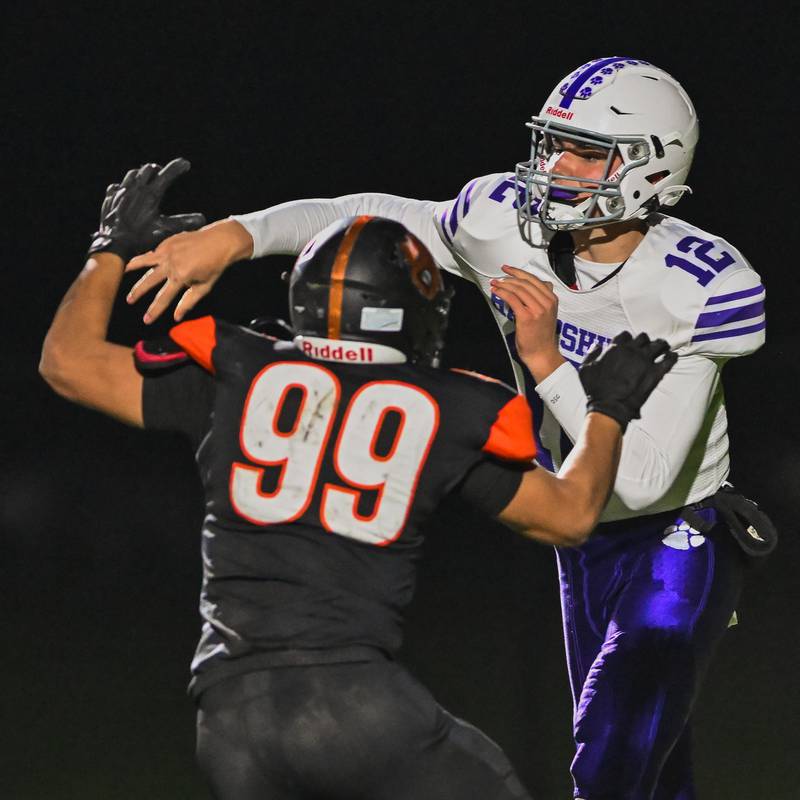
[229,213,264,259]
[533,361,587,442]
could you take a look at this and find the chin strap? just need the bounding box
[657,184,692,207]
[547,230,577,287]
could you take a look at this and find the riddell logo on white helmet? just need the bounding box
[545,106,575,121]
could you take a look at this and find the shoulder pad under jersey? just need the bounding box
[433,173,543,280]
[620,216,765,358]
[433,173,507,248]
[447,368,536,462]
[165,315,220,373]
[133,336,190,373]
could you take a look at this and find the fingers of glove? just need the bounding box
[136,162,162,184]
[120,168,138,189]
[582,343,603,367]
[631,331,651,348]
[633,349,678,402]
[161,211,207,234]
[654,349,678,377]
[143,279,183,324]
[127,265,169,303]
[150,214,207,253]
[644,337,672,361]
[100,183,120,218]
[612,330,633,346]
[153,157,191,192]
[174,284,210,322]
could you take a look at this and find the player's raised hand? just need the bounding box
[490,265,565,381]
[579,331,678,432]
[125,218,254,324]
[88,158,206,266]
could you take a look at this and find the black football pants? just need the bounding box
[195,659,532,800]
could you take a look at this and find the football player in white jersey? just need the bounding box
[125,58,772,799]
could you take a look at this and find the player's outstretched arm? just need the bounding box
[498,412,622,546]
[496,332,677,545]
[125,190,459,325]
[125,218,255,324]
[41,250,146,425]
[40,159,204,425]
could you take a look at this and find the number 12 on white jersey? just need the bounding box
[230,362,439,546]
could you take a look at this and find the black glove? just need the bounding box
[87,158,206,263]
[579,331,678,432]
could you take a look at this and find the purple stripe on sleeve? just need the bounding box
[691,320,766,343]
[439,210,453,245]
[560,57,626,109]
[705,284,764,305]
[449,189,466,236]
[696,301,765,329]
[463,179,479,216]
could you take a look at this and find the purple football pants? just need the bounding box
[556,507,745,800]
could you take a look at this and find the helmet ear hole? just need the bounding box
[650,135,665,158]
[646,170,670,185]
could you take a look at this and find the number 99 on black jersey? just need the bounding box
[136,316,536,695]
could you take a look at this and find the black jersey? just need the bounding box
[137,316,537,696]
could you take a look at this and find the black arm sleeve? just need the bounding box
[142,363,214,449]
[455,458,532,517]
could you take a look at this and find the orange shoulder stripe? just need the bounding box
[482,394,537,462]
[168,316,217,374]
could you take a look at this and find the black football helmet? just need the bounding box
[289,216,452,367]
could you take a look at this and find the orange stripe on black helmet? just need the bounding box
[328,215,372,339]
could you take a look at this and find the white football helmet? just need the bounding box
[515,57,699,237]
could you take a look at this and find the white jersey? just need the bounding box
[232,173,765,522]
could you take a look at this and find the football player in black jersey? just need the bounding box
[40,159,676,800]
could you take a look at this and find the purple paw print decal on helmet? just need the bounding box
[558,57,653,102]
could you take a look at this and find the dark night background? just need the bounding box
[3,2,798,798]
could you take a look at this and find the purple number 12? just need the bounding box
[664,236,735,286]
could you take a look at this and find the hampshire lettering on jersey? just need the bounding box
[491,293,612,361]
[556,320,613,359]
